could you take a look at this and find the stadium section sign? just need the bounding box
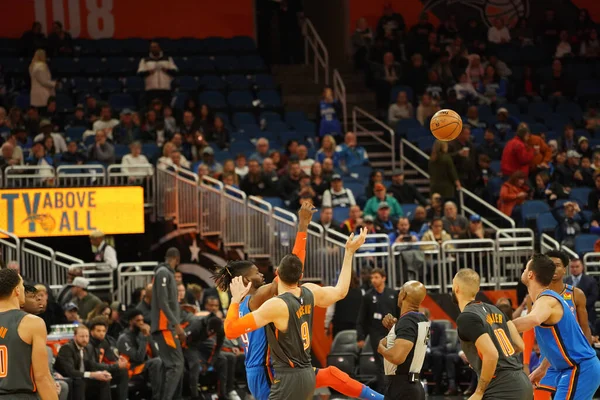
[0,187,144,237]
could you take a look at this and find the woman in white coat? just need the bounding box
[29,49,56,110]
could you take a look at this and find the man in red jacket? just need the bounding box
[501,124,535,177]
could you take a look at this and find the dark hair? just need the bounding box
[497,303,513,321]
[546,250,570,270]
[0,269,20,299]
[431,217,443,225]
[207,315,223,334]
[529,254,556,286]
[126,309,143,322]
[203,296,220,306]
[508,170,526,185]
[131,287,144,305]
[88,316,108,331]
[212,260,255,292]
[278,254,303,285]
[165,247,180,260]
[371,267,387,278]
[24,284,37,295]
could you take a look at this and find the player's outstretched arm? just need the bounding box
[574,287,593,344]
[303,228,367,308]
[506,320,524,353]
[473,334,499,397]
[512,296,554,332]
[224,277,287,339]
[26,315,59,400]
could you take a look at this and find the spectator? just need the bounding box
[566,258,598,326]
[179,110,199,137]
[90,230,118,270]
[326,270,363,340]
[322,174,356,208]
[137,41,177,106]
[466,54,484,85]
[2,130,23,164]
[512,18,535,47]
[63,302,81,324]
[136,284,153,324]
[373,202,398,239]
[26,106,44,137]
[121,141,152,176]
[545,59,570,99]
[465,106,487,129]
[410,206,429,237]
[366,169,384,198]
[54,325,112,400]
[555,30,573,58]
[352,17,374,70]
[405,53,428,97]
[552,201,584,249]
[560,124,578,152]
[34,119,67,153]
[29,49,56,110]
[297,144,315,175]
[528,132,552,175]
[376,4,405,37]
[205,116,229,150]
[197,104,214,133]
[234,154,248,178]
[200,147,223,176]
[478,65,507,103]
[316,86,343,140]
[533,171,567,205]
[43,135,56,156]
[240,159,273,197]
[488,18,511,44]
[580,29,600,58]
[66,104,90,130]
[337,131,369,169]
[416,93,439,126]
[261,157,279,188]
[500,124,534,177]
[497,171,529,217]
[374,52,401,109]
[313,206,341,234]
[47,21,73,56]
[445,340,476,396]
[421,217,453,249]
[20,21,46,57]
[387,169,427,206]
[458,214,493,241]
[8,107,24,129]
[442,201,469,238]
[291,175,317,207]
[449,125,477,185]
[0,143,18,171]
[364,183,403,218]
[88,129,115,164]
[577,155,595,187]
[310,162,328,204]
[409,12,436,48]
[281,139,299,169]
[432,51,455,86]
[279,160,303,198]
[454,72,484,104]
[477,128,503,160]
[91,105,119,138]
[158,142,191,170]
[557,150,582,188]
[112,109,140,145]
[394,217,419,244]
[468,153,495,200]
[141,109,161,144]
[483,54,512,79]
[315,134,340,166]
[589,174,600,212]
[340,205,364,236]
[25,140,54,178]
[578,137,593,159]
[70,277,102,321]
[249,138,270,163]
[322,157,335,181]
[424,69,444,101]
[429,140,461,199]
[163,105,176,133]
[43,96,63,130]
[387,90,415,126]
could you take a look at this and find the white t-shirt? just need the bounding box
[121,154,153,175]
[299,158,315,176]
[33,132,68,153]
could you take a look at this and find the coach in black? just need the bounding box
[379,281,429,400]
[356,268,399,392]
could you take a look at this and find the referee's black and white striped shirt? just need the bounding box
[384,311,430,376]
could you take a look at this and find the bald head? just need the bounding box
[400,280,426,308]
[453,268,480,301]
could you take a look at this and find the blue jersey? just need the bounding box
[239,296,269,369]
[560,284,576,317]
[534,290,596,371]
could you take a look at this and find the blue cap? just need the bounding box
[470,214,481,222]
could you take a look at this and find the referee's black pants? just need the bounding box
[385,375,425,400]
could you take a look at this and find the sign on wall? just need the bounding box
[0,187,145,237]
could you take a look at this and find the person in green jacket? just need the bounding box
[428,140,461,199]
[363,183,403,218]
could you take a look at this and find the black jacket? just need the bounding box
[117,329,155,369]
[89,336,121,375]
[55,339,108,379]
[429,321,447,354]
[566,274,599,324]
[356,287,400,342]
[387,182,427,206]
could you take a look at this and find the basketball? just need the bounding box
[430,109,463,141]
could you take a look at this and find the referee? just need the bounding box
[151,247,185,399]
[378,281,430,400]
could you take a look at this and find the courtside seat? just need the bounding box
[327,330,359,376]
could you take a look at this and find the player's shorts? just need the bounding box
[555,358,600,400]
[269,367,316,400]
[538,367,560,392]
[246,365,272,400]
[484,370,533,400]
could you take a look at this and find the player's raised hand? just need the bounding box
[230,276,252,303]
[345,227,368,253]
[298,201,316,227]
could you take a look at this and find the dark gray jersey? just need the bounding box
[457,301,522,378]
[0,310,36,395]
[266,287,314,370]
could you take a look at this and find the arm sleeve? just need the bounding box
[224,303,259,339]
[456,312,487,342]
[137,59,150,76]
[103,246,118,269]
[292,231,307,266]
[33,66,56,89]
[155,268,180,327]
[347,189,356,206]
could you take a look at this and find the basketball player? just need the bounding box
[526,250,592,400]
[452,268,532,400]
[378,281,430,400]
[513,254,600,399]
[224,227,368,399]
[0,269,58,400]
[213,202,383,400]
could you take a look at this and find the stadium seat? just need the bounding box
[123,76,145,93]
[79,57,108,75]
[537,212,558,235]
[521,200,550,226]
[106,57,135,75]
[260,111,282,123]
[529,123,548,134]
[109,94,136,112]
[556,102,583,124]
[198,91,227,109]
[445,329,458,353]
[358,336,378,377]
[228,91,255,109]
[575,234,600,256]
[0,57,25,74]
[230,36,256,53]
[213,56,239,72]
[333,207,349,223]
[142,143,160,161]
[225,74,251,90]
[292,120,316,133]
[265,121,288,133]
[55,93,75,112]
[528,102,552,118]
[239,55,266,72]
[395,119,422,136]
[14,94,30,110]
[51,57,80,75]
[185,56,214,74]
[416,136,435,152]
[233,112,256,127]
[254,74,277,90]
[433,319,453,331]
[199,75,226,91]
[65,127,86,142]
[345,182,366,199]
[570,187,592,207]
[284,111,307,125]
[327,330,359,376]
[401,204,418,219]
[279,131,306,143]
[98,78,122,94]
[263,197,284,208]
[71,77,97,94]
[114,144,129,160]
[257,90,282,108]
[175,76,199,92]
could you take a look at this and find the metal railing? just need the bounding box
[222,185,247,247]
[583,253,600,281]
[399,138,430,178]
[56,164,106,187]
[540,233,579,260]
[107,164,155,208]
[116,262,158,304]
[3,165,55,188]
[352,107,396,171]
[199,176,223,236]
[21,239,56,287]
[495,228,535,287]
[302,18,329,85]
[442,239,497,291]
[155,167,178,222]
[75,262,114,293]
[333,69,347,132]
[175,169,199,229]
[0,229,20,266]
[246,196,273,258]
[271,208,298,265]
[391,241,442,291]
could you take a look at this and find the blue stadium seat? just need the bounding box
[570,188,592,207]
[504,103,520,116]
[172,93,189,110]
[71,77,97,94]
[109,93,136,112]
[229,140,253,155]
[185,56,214,73]
[477,105,493,119]
[390,85,414,104]
[55,93,74,112]
[236,124,261,135]
[406,128,428,142]
[198,91,227,109]
[291,121,316,134]
[488,177,503,199]
[263,197,284,208]
[542,114,570,132]
[199,75,226,91]
[213,56,239,72]
[556,102,583,124]
[175,76,199,92]
[65,127,86,142]
[230,36,256,53]
[142,143,160,161]
[285,111,307,125]
[0,57,25,74]
[204,37,228,54]
[228,91,254,109]
[239,55,266,72]
[345,182,365,199]
[254,74,277,90]
[265,121,288,133]
[84,135,95,147]
[106,57,135,75]
[260,111,282,123]
[279,131,306,143]
[14,94,30,110]
[333,207,349,223]
[521,200,550,226]
[51,57,80,75]
[98,78,122,94]
[257,90,282,108]
[233,112,256,127]
[114,144,129,160]
[401,204,418,219]
[79,57,107,75]
[416,136,435,152]
[395,119,422,136]
[536,212,558,235]
[575,234,600,256]
[123,76,144,93]
[528,102,552,118]
[225,75,251,90]
[529,123,548,134]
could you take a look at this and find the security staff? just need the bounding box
[379,281,430,400]
[356,268,399,392]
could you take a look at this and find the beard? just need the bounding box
[451,290,459,306]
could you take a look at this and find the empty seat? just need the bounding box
[333,207,349,222]
[257,90,282,108]
[51,57,80,75]
[233,112,256,127]
[65,127,86,142]
[98,78,122,94]
[570,187,592,207]
[239,55,266,72]
[407,127,429,142]
[521,200,550,226]
[416,136,435,152]
[537,212,558,235]
[79,57,107,75]
[106,57,135,75]
[327,330,358,376]
[123,76,144,93]
[199,75,225,91]
[279,131,306,143]
[198,91,227,109]
[556,102,583,124]
[395,118,422,136]
[284,111,307,125]
[265,121,288,133]
[109,93,136,112]
[225,74,251,90]
[575,234,600,256]
[55,93,74,112]
[401,204,418,219]
[228,91,254,109]
[229,36,256,53]
[263,197,284,208]
[254,74,277,89]
[185,56,214,73]
[176,76,199,92]
[71,77,97,93]
[213,56,239,72]
[528,102,552,118]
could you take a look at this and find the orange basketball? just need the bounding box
[430,109,463,141]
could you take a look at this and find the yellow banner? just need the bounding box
[0,187,145,237]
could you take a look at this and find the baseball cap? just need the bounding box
[470,214,482,222]
[75,103,84,111]
[567,150,582,159]
[64,302,78,312]
[72,277,90,289]
[364,215,375,222]
[39,119,52,129]
[378,201,390,210]
[578,136,589,144]
[496,107,509,115]
[202,147,214,155]
[392,169,403,176]
[120,108,133,116]
[331,174,342,181]
[374,183,386,192]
